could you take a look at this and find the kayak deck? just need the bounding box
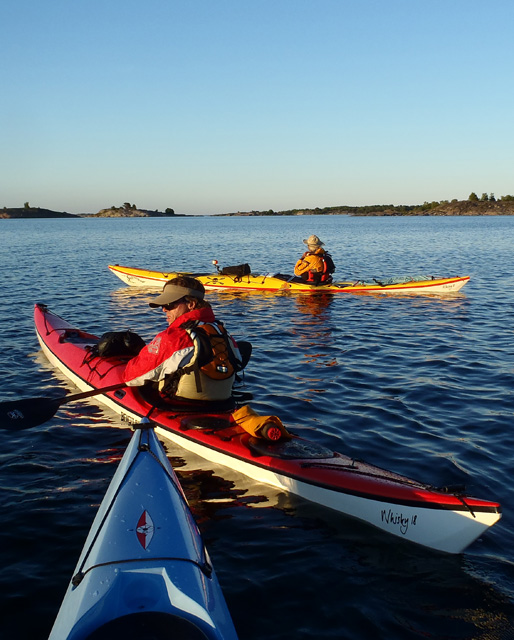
[34,304,500,554]
[49,422,238,640]
[108,264,470,295]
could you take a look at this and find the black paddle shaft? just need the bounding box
[0,382,127,431]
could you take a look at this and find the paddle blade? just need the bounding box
[0,397,62,430]
[0,383,127,430]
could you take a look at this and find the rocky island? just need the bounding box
[87,203,185,218]
[0,206,77,219]
[0,202,185,219]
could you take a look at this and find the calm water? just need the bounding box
[1,214,514,639]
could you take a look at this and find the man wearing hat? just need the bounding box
[123,275,242,404]
[294,234,335,285]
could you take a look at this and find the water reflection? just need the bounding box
[110,286,157,305]
[163,443,297,515]
[109,287,158,316]
[295,292,335,318]
[174,467,269,526]
[290,293,339,368]
[209,288,290,306]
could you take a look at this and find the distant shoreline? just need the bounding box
[0,207,188,220]
[2,199,514,219]
[220,199,514,217]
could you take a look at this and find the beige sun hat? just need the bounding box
[149,282,204,308]
[303,234,324,247]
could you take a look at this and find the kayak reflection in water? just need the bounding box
[293,234,336,285]
[123,276,245,408]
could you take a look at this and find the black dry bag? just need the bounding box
[93,331,146,358]
[220,263,251,277]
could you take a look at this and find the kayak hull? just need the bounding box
[108,264,470,295]
[49,423,238,640]
[35,304,500,554]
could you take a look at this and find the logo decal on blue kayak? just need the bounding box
[136,510,155,549]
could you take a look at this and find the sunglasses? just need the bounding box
[162,297,186,311]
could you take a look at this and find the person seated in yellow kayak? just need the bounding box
[123,276,244,405]
[294,235,335,285]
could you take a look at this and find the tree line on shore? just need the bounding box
[229,193,514,217]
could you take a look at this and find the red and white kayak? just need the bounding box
[34,303,500,554]
[108,264,470,295]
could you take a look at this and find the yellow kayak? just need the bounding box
[108,264,470,295]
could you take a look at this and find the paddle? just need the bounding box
[0,382,127,431]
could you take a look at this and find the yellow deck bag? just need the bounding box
[232,405,291,441]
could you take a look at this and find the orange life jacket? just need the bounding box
[305,256,331,283]
[303,251,335,284]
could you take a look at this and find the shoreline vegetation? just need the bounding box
[2,194,514,219]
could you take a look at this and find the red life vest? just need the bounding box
[305,255,332,284]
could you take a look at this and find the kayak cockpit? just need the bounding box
[82,611,211,639]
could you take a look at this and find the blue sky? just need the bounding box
[1,0,513,215]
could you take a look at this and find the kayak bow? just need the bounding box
[35,304,500,554]
[49,420,238,640]
[108,263,470,295]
